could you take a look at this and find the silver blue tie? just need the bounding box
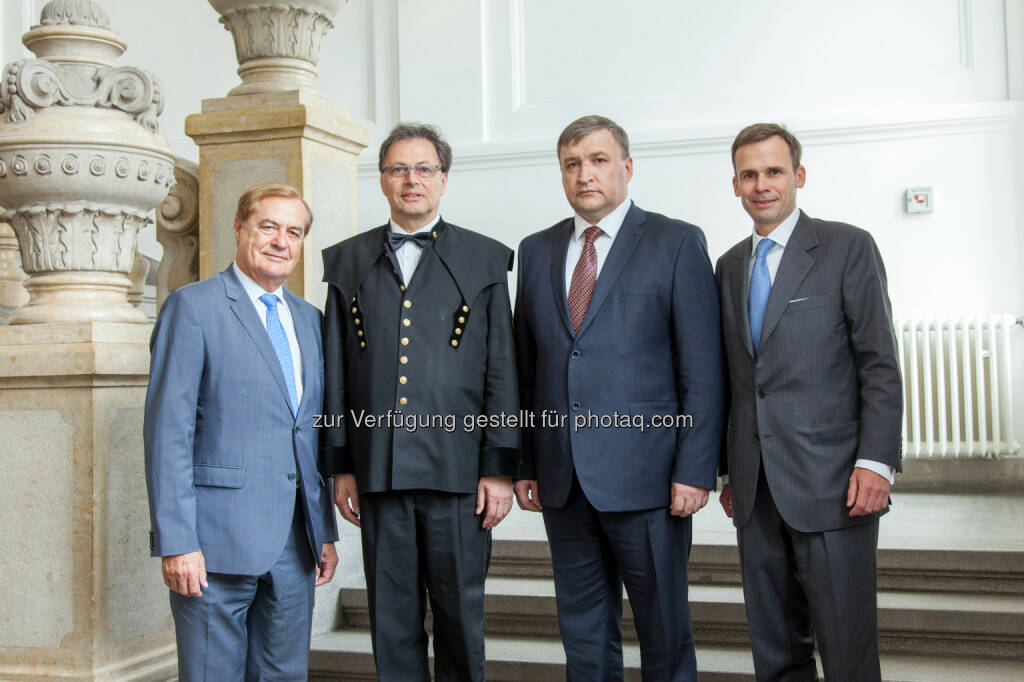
[259,293,298,416]
[748,238,775,354]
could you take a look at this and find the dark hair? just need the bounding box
[234,183,312,233]
[731,123,802,171]
[557,115,630,159]
[378,123,453,173]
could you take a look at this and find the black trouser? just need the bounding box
[360,489,491,682]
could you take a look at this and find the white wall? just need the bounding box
[3,2,1021,428]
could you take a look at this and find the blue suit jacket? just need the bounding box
[515,203,726,511]
[144,266,338,575]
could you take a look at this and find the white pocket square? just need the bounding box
[789,297,809,303]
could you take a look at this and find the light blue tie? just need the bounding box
[259,293,299,416]
[748,238,775,354]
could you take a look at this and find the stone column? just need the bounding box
[0,1,175,325]
[188,0,367,306]
[0,2,175,679]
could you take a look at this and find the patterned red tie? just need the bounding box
[568,225,603,333]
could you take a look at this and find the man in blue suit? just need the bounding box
[145,183,339,681]
[514,116,726,681]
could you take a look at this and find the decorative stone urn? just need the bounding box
[0,0,174,324]
[209,0,348,95]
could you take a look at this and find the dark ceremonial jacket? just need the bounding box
[321,219,520,494]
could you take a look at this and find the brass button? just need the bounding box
[432,231,437,238]
[455,328,462,335]
[462,305,469,312]
[351,306,357,314]
[451,339,459,347]
[403,300,412,309]
[400,356,408,364]
[458,316,465,323]
[357,330,364,337]
[354,318,361,326]
[352,296,356,302]
[400,285,406,292]
[403,319,411,327]
[399,397,408,405]
[359,341,366,348]
[399,376,407,384]
[401,337,409,346]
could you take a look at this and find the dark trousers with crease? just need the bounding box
[542,474,697,682]
[170,494,316,682]
[738,466,881,682]
[360,489,491,682]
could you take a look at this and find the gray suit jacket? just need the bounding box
[716,211,902,532]
[144,267,338,575]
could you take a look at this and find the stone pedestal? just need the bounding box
[0,323,174,681]
[185,89,367,304]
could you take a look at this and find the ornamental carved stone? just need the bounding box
[155,159,199,312]
[0,59,164,133]
[208,0,347,95]
[0,0,173,324]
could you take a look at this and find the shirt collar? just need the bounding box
[233,262,285,304]
[572,198,631,242]
[751,207,801,252]
[390,213,441,236]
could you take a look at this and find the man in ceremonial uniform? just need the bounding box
[321,123,519,682]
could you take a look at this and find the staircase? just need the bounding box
[310,492,1024,681]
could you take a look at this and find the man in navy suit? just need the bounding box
[145,183,339,681]
[514,115,726,681]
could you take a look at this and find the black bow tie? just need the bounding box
[387,230,434,250]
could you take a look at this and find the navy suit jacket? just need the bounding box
[144,266,338,576]
[515,202,726,511]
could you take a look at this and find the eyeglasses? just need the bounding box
[382,164,444,179]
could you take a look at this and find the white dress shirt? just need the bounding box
[727,208,894,485]
[233,262,304,405]
[564,198,631,297]
[391,214,441,286]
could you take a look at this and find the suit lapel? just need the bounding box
[575,203,645,338]
[223,267,295,416]
[758,212,817,351]
[284,289,316,416]
[730,238,755,358]
[548,220,575,336]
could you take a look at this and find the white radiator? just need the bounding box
[896,315,1020,458]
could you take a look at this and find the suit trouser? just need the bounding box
[738,467,881,682]
[170,494,317,682]
[542,474,696,682]
[360,489,491,682]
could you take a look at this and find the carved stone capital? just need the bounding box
[208,0,347,95]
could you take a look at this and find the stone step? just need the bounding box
[489,536,1024,595]
[309,629,1024,682]
[337,578,1024,659]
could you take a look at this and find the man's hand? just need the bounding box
[670,482,710,517]
[162,550,208,597]
[846,468,890,516]
[719,483,733,518]
[315,542,338,587]
[514,479,542,512]
[477,475,514,529]
[333,473,361,527]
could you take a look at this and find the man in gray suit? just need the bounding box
[145,183,339,680]
[716,124,902,682]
